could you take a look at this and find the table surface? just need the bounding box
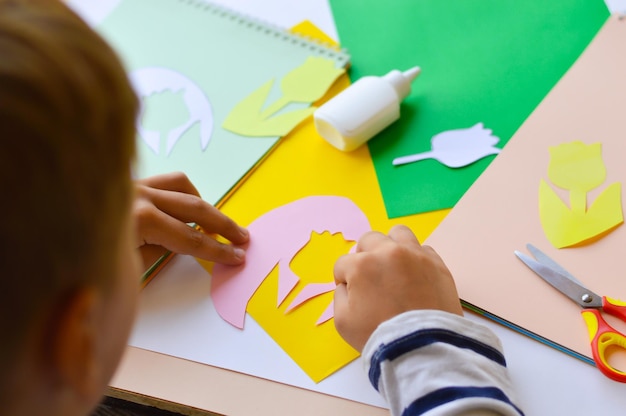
[92,397,182,416]
[70,0,626,414]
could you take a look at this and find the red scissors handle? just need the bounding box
[581,297,626,382]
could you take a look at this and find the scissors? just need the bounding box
[515,243,626,382]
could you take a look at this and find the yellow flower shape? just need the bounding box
[223,56,344,137]
[548,141,605,193]
[280,56,345,103]
[539,140,623,248]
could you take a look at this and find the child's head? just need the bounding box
[0,0,140,414]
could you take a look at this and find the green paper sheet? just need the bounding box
[330,0,609,218]
[98,0,348,205]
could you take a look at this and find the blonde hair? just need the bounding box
[0,0,138,394]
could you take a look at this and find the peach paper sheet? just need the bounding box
[425,15,626,366]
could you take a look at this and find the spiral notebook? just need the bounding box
[97,0,349,206]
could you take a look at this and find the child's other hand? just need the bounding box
[333,225,463,352]
[133,172,249,268]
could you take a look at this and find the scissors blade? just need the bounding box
[526,244,585,286]
[514,250,603,309]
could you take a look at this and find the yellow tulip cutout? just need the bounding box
[539,141,623,248]
[223,56,344,137]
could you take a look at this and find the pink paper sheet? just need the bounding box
[211,195,371,329]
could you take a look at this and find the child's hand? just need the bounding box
[333,225,463,352]
[133,172,249,268]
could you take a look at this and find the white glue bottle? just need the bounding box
[313,67,420,152]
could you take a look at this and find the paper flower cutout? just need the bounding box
[130,66,213,156]
[539,141,623,248]
[244,228,362,383]
[393,122,501,168]
[222,57,344,137]
[547,141,606,207]
[211,195,371,329]
[280,56,344,103]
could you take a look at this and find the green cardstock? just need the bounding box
[329,0,609,218]
[98,0,349,205]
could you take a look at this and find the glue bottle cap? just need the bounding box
[383,66,421,100]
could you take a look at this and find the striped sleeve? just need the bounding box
[362,310,524,416]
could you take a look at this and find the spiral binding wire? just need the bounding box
[176,0,350,68]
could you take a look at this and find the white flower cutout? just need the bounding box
[393,122,501,168]
[130,66,214,156]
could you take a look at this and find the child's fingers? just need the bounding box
[133,174,248,264]
[137,205,245,265]
[387,224,420,246]
[333,282,348,314]
[357,225,419,253]
[137,185,248,245]
[332,282,351,341]
[333,253,351,285]
[354,230,388,252]
[136,172,201,197]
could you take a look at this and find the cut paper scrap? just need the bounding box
[211,195,371,330]
[247,229,360,383]
[223,56,344,137]
[290,20,340,50]
[393,122,501,168]
[285,281,336,321]
[130,66,214,156]
[539,141,623,248]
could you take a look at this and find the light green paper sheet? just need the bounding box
[330,0,609,218]
[98,0,349,205]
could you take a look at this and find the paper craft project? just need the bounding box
[244,228,360,383]
[330,0,609,217]
[129,43,446,409]
[424,15,626,367]
[130,66,213,156]
[539,141,623,248]
[212,195,370,329]
[97,0,349,205]
[393,123,501,168]
[223,57,345,137]
[211,196,370,382]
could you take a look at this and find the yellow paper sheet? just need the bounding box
[246,231,359,382]
[290,20,340,50]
